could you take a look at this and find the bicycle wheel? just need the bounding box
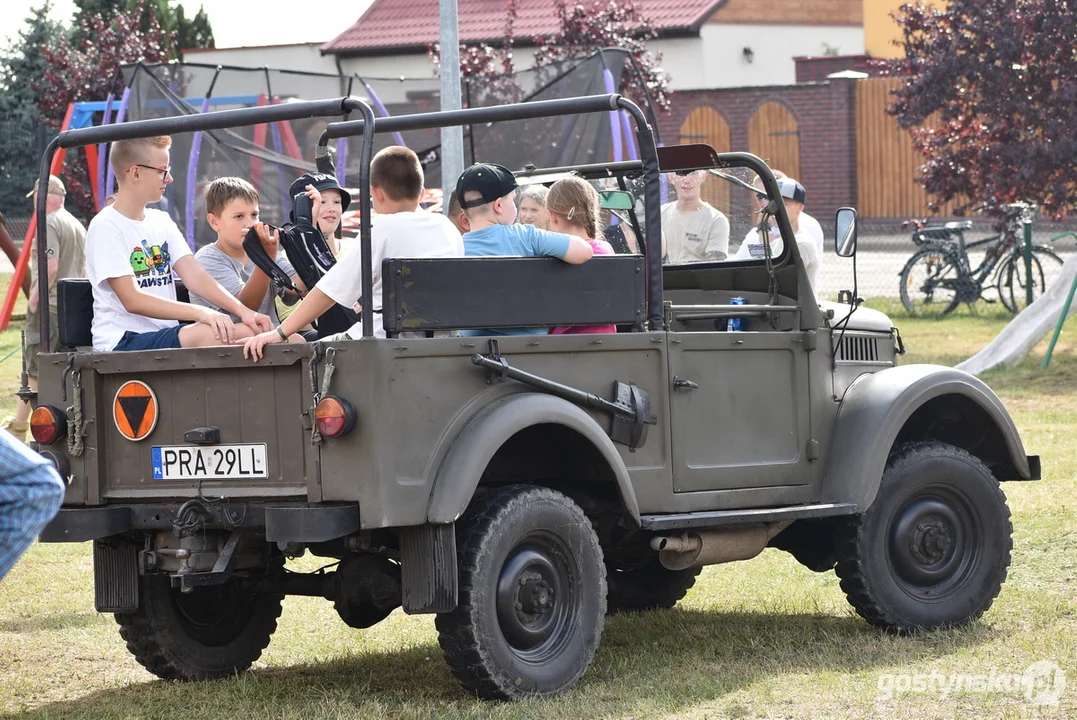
[900,246,963,317]
[997,246,1065,313]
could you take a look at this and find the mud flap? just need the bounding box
[93,539,139,613]
[399,523,457,614]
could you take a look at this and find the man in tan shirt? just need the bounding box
[660,169,730,264]
[5,176,86,440]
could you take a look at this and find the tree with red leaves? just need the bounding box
[533,0,671,116]
[885,0,1077,218]
[35,1,174,218]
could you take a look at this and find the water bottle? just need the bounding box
[728,297,746,332]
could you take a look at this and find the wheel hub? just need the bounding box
[888,494,972,594]
[495,546,569,654]
[517,571,555,616]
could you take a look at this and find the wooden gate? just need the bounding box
[678,106,731,210]
[855,77,964,218]
[748,102,801,180]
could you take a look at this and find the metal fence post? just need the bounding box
[439,0,464,211]
[1023,217,1034,308]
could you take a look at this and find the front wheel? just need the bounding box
[997,246,1065,313]
[435,485,606,700]
[834,441,1012,632]
[115,575,283,680]
[899,247,963,317]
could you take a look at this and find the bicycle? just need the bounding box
[899,203,1064,317]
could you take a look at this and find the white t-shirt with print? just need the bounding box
[734,224,820,292]
[800,212,824,257]
[85,206,193,351]
[316,210,464,338]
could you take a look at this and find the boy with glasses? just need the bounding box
[85,135,272,351]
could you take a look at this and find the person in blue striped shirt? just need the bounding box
[0,432,64,581]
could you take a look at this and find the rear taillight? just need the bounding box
[30,405,67,445]
[315,396,357,439]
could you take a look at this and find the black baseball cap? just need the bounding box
[777,177,806,204]
[289,172,352,212]
[456,163,518,209]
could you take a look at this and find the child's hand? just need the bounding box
[254,223,279,256]
[305,184,324,226]
[238,310,273,335]
[196,307,237,343]
[240,330,282,362]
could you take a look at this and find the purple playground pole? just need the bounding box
[336,137,348,189]
[603,69,623,165]
[619,111,639,162]
[184,96,212,250]
[362,79,406,147]
[96,93,114,209]
[104,86,131,200]
[270,121,289,217]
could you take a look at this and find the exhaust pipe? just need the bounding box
[649,521,793,571]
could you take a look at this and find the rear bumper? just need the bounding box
[40,502,360,543]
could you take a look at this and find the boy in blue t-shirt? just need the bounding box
[457,163,593,335]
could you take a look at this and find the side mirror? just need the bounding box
[599,190,635,211]
[835,207,858,257]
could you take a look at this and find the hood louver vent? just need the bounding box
[838,335,880,363]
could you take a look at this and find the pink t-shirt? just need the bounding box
[551,238,618,335]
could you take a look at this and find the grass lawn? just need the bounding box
[1,300,1075,719]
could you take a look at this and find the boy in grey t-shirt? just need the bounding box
[190,177,304,328]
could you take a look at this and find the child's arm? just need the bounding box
[561,236,594,264]
[107,275,243,343]
[174,256,272,334]
[241,288,336,361]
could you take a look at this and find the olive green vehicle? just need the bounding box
[28,95,1040,700]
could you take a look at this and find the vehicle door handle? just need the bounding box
[673,376,699,391]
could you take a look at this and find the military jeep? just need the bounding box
[30,94,1039,700]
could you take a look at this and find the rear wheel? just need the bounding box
[899,247,964,317]
[997,246,1065,313]
[116,575,283,680]
[435,485,606,700]
[834,441,1011,632]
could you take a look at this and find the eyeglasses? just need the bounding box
[134,164,172,180]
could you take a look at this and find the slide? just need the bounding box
[957,253,1077,375]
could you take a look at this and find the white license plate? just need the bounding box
[151,443,268,481]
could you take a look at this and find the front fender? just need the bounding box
[821,364,1032,511]
[427,392,640,525]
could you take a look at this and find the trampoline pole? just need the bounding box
[105,86,131,200]
[361,77,406,147]
[97,92,114,209]
[185,96,211,250]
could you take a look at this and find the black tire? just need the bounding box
[996,246,1064,313]
[835,441,1012,633]
[115,575,283,680]
[605,557,700,613]
[899,246,963,317]
[435,485,606,700]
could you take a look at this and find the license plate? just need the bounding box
[151,443,268,481]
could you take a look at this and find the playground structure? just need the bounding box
[0,48,658,331]
[957,231,1077,374]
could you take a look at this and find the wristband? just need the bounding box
[276,326,288,341]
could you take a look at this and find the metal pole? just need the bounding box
[1023,217,1034,308]
[439,0,465,214]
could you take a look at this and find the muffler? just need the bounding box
[649,521,793,570]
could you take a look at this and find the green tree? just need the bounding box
[0,2,66,212]
[174,4,215,53]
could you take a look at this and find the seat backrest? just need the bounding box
[381,255,647,336]
[57,277,191,349]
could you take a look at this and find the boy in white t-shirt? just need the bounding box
[86,135,272,351]
[242,146,464,361]
[735,177,820,291]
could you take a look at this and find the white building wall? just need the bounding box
[652,24,864,90]
[183,43,339,75]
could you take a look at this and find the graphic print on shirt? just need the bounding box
[130,239,174,288]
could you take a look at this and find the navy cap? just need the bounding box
[777,177,806,204]
[289,172,352,212]
[456,163,518,209]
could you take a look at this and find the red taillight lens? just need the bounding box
[315,395,357,439]
[30,405,66,445]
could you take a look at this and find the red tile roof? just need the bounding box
[322,0,725,54]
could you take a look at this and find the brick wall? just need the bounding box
[660,79,859,224]
[707,0,862,25]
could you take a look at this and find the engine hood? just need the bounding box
[819,301,894,333]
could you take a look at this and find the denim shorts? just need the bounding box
[113,325,184,351]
